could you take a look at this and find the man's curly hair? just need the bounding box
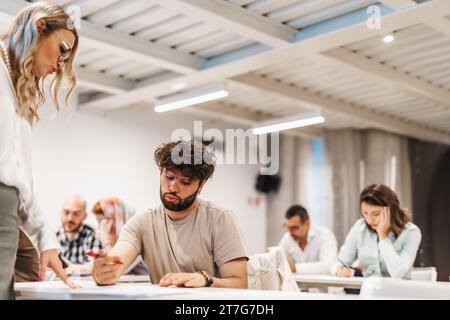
[154,139,215,182]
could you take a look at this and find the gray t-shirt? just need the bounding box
[118,199,248,283]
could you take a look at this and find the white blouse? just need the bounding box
[0,54,59,253]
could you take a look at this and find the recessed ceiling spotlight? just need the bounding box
[383,35,395,43]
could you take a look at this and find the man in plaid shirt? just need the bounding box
[56,195,102,275]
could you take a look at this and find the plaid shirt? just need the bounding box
[56,224,102,264]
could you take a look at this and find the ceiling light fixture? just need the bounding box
[252,113,325,135]
[155,84,228,113]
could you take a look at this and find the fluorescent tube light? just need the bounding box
[155,84,228,113]
[252,114,325,135]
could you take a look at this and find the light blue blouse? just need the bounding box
[335,218,422,279]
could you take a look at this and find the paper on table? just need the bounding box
[117,275,151,283]
[71,284,195,299]
[15,281,196,300]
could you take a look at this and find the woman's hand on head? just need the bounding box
[376,206,391,240]
[99,218,115,248]
[99,218,114,235]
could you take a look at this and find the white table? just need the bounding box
[294,274,365,291]
[360,277,450,299]
[14,280,358,300]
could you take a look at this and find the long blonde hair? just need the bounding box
[0,2,78,125]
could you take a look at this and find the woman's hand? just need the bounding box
[355,261,366,272]
[40,249,78,288]
[99,219,115,249]
[376,206,391,240]
[99,218,113,235]
[336,266,354,277]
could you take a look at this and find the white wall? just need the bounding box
[32,102,266,255]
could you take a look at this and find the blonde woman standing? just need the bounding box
[0,2,79,299]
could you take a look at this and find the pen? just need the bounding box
[85,251,102,258]
[338,258,351,269]
[86,251,124,264]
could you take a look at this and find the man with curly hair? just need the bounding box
[92,139,248,289]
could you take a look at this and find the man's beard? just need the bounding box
[160,188,199,212]
[64,222,80,233]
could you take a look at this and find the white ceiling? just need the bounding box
[1,0,449,144]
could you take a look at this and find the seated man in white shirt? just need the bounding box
[278,205,337,275]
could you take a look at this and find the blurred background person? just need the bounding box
[279,205,337,275]
[56,195,102,275]
[332,184,421,279]
[92,197,148,275]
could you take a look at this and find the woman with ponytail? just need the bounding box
[0,2,79,299]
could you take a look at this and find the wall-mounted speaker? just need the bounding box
[255,174,281,193]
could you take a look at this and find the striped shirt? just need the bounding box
[56,224,102,264]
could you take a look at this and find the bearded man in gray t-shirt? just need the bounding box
[92,139,248,289]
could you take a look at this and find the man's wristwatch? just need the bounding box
[197,270,213,287]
